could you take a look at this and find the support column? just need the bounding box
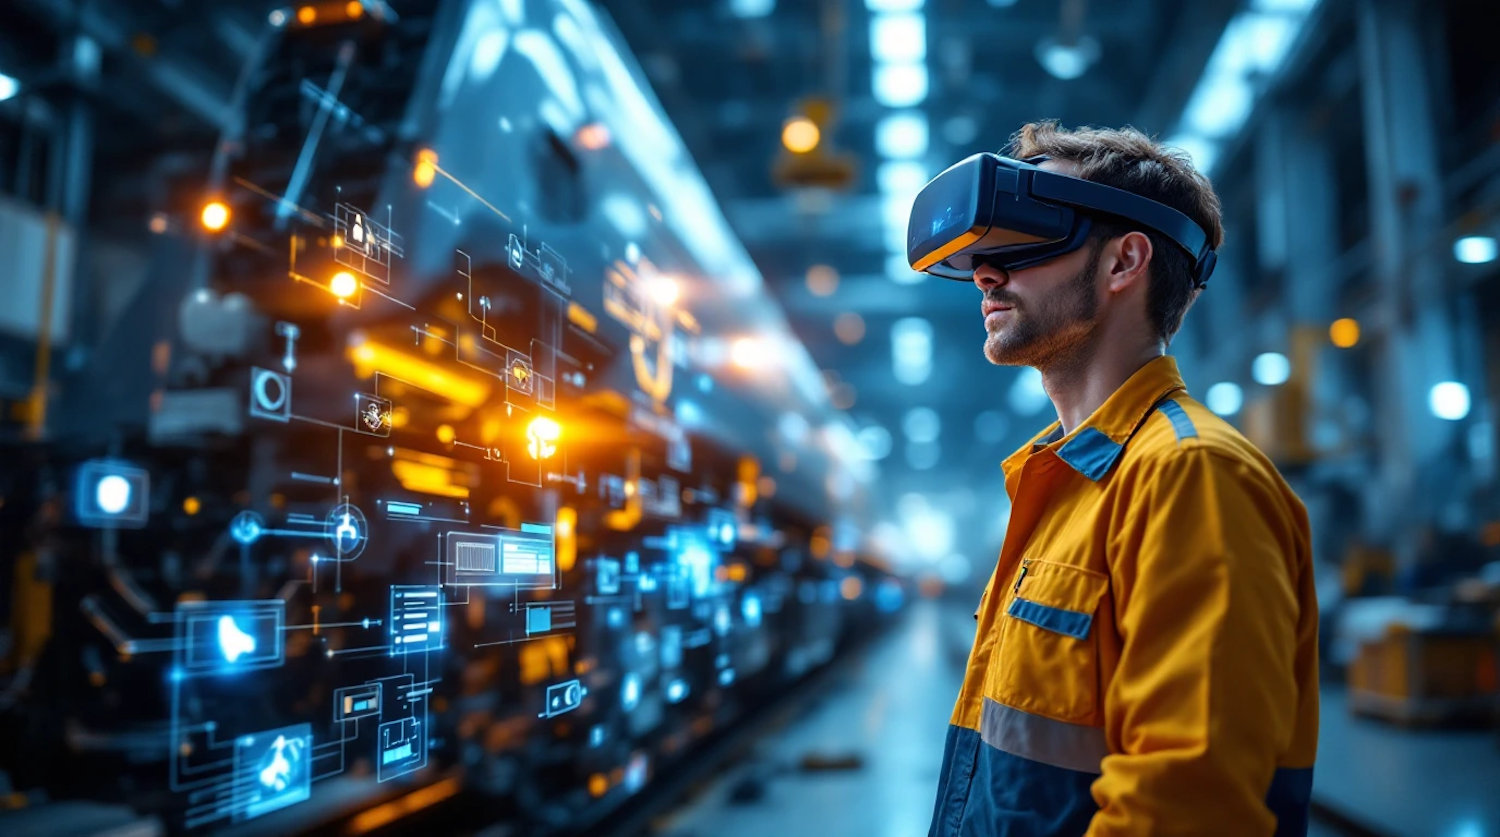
[1357,0,1463,565]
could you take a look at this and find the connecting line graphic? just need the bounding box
[426,161,511,224]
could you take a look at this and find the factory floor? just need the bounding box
[655,601,1500,837]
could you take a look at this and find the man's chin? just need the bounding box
[983,336,1027,366]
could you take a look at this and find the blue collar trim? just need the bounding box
[1054,427,1125,482]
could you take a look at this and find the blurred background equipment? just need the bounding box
[0,0,1497,835]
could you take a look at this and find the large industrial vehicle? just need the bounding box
[0,1,896,833]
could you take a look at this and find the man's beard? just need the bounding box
[983,243,1104,368]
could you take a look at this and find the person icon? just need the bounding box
[351,213,367,253]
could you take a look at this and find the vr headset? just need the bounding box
[906,153,1217,288]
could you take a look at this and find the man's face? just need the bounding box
[975,238,1103,368]
[972,155,1109,368]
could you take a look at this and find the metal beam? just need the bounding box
[19,0,236,131]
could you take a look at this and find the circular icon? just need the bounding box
[325,503,368,560]
[230,510,265,545]
[253,369,288,412]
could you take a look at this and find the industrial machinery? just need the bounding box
[0,1,895,833]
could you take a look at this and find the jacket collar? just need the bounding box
[1002,355,1187,485]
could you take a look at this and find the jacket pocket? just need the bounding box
[993,559,1109,725]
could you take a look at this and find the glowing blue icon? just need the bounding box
[325,502,368,560]
[590,725,606,747]
[235,724,310,821]
[718,668,736,687]
[178,600,284,675]
[229,510,265,545]
[218,615,258,663]
[76,460,149,528]
[96,475,131,514]
[259,734,301,792]
[622,673,641,711]
[665,678,688,704]
[742,592,762,628]
[540,679,587,718]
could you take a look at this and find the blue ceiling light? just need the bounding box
[1034,36,1100,81]
[872,63,928,108]
[1252,352,1291,386]
[1168,2,1320,173]
[728,0,776,18]
[875,111,929,159]
[1206,382,1245,416]
[870,13,926,63]
[1454,236,1497,265]
[865,0,923,11]
[1165,134,1219,175]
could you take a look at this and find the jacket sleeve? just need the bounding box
[1086,449,1303,836]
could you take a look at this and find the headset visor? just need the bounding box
[905,153,1217,287]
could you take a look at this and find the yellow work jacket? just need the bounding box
[929,356,1319,837]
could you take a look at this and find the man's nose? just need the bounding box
[973,262,1006,292]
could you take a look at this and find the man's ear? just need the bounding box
[1105,231,1153,294]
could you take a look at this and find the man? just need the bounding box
[916,123,1319,836]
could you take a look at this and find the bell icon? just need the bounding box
[218,615,258,663]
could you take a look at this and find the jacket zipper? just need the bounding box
[1012,557,1031,595]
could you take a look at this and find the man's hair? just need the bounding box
[1006,121,1224,343]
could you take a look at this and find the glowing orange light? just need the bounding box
[200,201,230,232]
[1330,318,1360,349]
[346,1,363,19]
[436,424,455,444]
[834,312,865,345]
[183,496,201,515]
[149,214,168,234]
[331,270,359,298]
[588,773,608,798]
[413,149,438,188]
[576,123,611,151]
[297,5,317,24]
[840,576,863,600]
[556,506,578,571]
[781,117,820,154]
[806,264,838,296]
[331,233,345,248]
[527,416,561,460]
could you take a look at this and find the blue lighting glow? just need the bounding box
[621,673,641,711]
[218,615,258,663]
[1430,382,1471,421]
[1252,352,1291,386]
[1206,382,1245,416]
[741,592,762,627]
[96,475,131,515]
[875,111,928,159]
[665,678,688,704]
[872,63,928,108]
[870,13,926,63]
[1454,236,1497,265]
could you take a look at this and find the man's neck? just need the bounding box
[1041,337,1165,435]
